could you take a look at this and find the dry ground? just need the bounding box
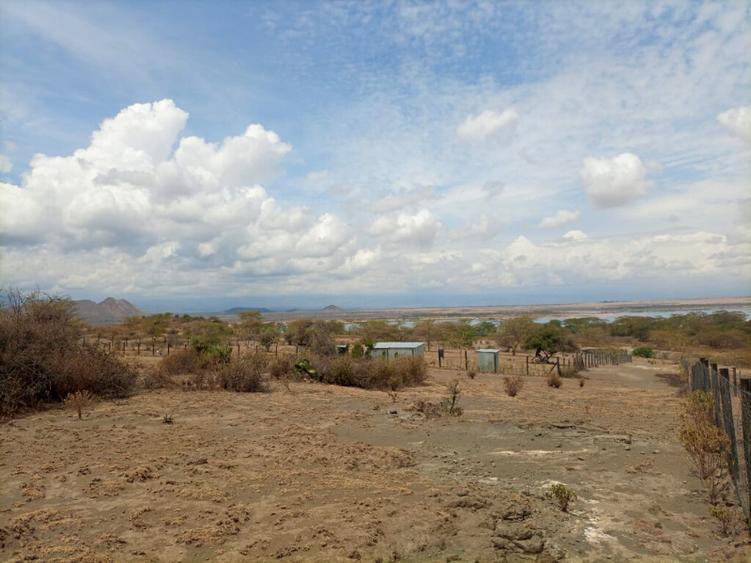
[1,360,749,562]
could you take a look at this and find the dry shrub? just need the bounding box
[467,370,476,380]
[269,356,292,379]
[311,356,426,390]
[157,349,200,375]
[64,390,95,419]
[503,375,524,397]
[185,370,221,391]
[710,504,742,537]
[678,391,730,504]
[217,353,268,393]
[0,290,135,416]
[412,380,463,418]
[547,371,562,388]
[143,369,175,390]
[579,377,585,388]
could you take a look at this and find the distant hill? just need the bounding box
[322,304,343,311]
[224,307,272,315]
[73,297,141,325]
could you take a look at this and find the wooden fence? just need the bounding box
[685,357,750,526]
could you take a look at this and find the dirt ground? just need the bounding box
[2,360,750,562]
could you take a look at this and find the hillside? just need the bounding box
[73,297,141,325]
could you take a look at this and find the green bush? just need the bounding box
[632,346,654,358]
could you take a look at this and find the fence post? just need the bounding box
[710,362,722,427]
[525,355,529,376]
[739,378,751,525]
[464,350,468,370]
[733,367,738,397]
[719,368,740,498]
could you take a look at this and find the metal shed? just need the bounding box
[371,342,425,360]
[476,348,500,372]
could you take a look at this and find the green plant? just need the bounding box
[64,390,95,419]
[548,483,577,512]
[503,375,524,397]
[632,346,655,358]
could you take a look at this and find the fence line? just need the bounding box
[427,348,631,375]
[685,357,750,526]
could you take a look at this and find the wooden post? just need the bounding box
[167,341,171,356]
[525,355,529,376]
[710,362,722,427]
[152,337,156,356]
[733,367,738,397]
[137,340,141,355]
[464,350,468,370]
[719,368,740,493]
[739,378,751,525]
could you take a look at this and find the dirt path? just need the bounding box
[1,361,748,561]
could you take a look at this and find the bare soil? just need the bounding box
[2,360,749,561]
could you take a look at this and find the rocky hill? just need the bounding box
[73,297,141,325]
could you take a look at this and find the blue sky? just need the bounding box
[1,0,750,311]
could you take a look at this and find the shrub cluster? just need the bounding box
[0,291,136,416]
[306,356,427,390]
[632,346,655,358]
[216,353,268,392]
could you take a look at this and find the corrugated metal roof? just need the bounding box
[477,348,500,353]
[372,342,425,349]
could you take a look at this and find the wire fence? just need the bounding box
[426,348,631,375]
[684,358,750,526]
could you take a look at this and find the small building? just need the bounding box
[371,342,425,360]
[476,348,500,372]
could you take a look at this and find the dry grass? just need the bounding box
[503,375,524,397]
[547,371,562,388]
[63,390,96,419]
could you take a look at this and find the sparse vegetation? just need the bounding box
[308,356,427,391]
[64,390,95,419]
[0,290,136,417]
[467,370,476,379]
[548,483,577,512]
[503,375,524,397]
[162,414,174,424]
[710,504,741,537]
[678,391,730,504]
[442,379,463,416]
[217,353,268,393]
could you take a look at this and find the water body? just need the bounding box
[533,305,751,324]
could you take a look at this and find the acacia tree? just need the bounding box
[495,317,535,355]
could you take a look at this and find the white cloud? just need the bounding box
[0,100,361,293]
[539,209,580,229]
[369,209,441,246]
[456,109,518,142]
[718,106,751,142]
[562,230,587,241]
[580,153,650,208]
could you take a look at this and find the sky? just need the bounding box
[0,0,750,312]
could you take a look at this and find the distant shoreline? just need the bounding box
[254,296,751,322]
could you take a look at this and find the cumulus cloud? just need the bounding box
[562,230,587,241]
[539,209,579,229]
[580,153,650,208]
[456,109,518,142]
[0,99,359,292]
[718,106,751,142]
[369,209,441,246]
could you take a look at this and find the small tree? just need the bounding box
[496,317,535,355]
